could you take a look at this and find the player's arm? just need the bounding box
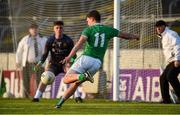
[40,40,50,64]
[171,33,180,67]
[16,37,26,68]
[68,38,77,59]
[119,32,139,40]
[34,40,50,71]
[65,35,86,63]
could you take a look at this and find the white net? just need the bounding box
[7,0,113,50]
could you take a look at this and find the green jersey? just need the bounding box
[81,23,119,62]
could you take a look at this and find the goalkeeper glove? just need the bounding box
[33,61,42,72]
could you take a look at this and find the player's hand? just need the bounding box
[60,56,70,64]
[174,61,180,68]
[33,61,42,72]
[33,65,39,72]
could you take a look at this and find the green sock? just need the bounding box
[56,97,65,107]
[78,74,85,81]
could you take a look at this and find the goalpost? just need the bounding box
[113,0,120,101]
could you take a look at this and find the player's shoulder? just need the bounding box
[84,25,101,32]
[63,34,71,39]
[47,35,55,43]
[63,34,73,40]
[20,35,29,43]
[166,28,179,38]
[103,25,116,30]
[95,24,115,30]
[38,33,44,38]
[38,34,47,40]
[170,30,178,35]
[22,35,29,39]
[83,26,91,31]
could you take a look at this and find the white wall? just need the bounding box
[103,49,165,80]
[0,53,14,70]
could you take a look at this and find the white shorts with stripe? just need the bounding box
[70,55,101,77]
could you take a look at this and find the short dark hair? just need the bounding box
[86,10,101,22]
[54,21,64,26]
[155,20,167,27]
[29,23,38,29]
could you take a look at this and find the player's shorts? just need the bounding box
[69,55,101,77]
[47,63,64,76]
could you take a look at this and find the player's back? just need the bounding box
[82,24,119,62]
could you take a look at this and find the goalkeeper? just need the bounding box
[32,21,75,102]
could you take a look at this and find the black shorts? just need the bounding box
[47,63,64,76]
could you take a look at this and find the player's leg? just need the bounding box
[63,72,93,84]
[55,55,101,108]
[62,55,101,99]
[166,62,180,103]
[32,82,47,102]
[55,56,87,108]
[32,65,57,102]
[23,64,31,98]
[160,63,172,103]
[63,56,95,84]
[62,69,90,100]
[63,59,83,103]
[74,87,83,103]
[55,80,83,108]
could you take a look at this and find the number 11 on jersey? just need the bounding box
[94,33,105,47]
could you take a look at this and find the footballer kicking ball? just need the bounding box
[41,71,55,85]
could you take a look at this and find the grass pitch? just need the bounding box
[0,98,180,114]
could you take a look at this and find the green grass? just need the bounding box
[0,98,180,114]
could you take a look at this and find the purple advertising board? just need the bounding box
[111,69,161,102]
[2,69,162,102]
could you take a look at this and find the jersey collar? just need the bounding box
[92,23,102,26]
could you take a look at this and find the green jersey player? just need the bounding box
[55,10,139,108]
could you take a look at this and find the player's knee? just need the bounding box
[63,75,69,84]
[63,78,68,84]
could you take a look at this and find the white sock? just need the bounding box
[74,89,80,98]
[34,90,42,99]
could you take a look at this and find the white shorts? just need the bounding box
[70,55,101,77]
